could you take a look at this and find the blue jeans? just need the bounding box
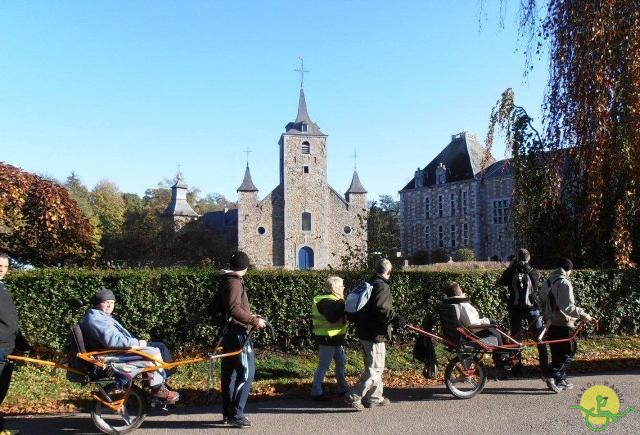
[509,307,549,374]
[221,333,255,420]
[311,344,349,396]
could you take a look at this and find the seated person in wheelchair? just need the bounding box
[441,282,504,348]
[80,287,179,403]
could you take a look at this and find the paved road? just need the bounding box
[7,371,640,434]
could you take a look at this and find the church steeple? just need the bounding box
[237,165,258,192]
[295,88,311,124]
[346,170,367,195]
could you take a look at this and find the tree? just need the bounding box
[490,1,640,268]
[64,172,102,245]
[0,162,98,265]
[367,195,401,266]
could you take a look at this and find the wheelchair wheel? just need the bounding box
[91,384,149,434]
[444,355,487,399]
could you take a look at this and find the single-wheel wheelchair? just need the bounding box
[406,302,591,399]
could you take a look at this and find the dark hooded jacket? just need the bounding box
[497,261,540,309]
[355,274,398,343]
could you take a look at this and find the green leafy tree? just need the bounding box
[367,195,401,266]
[64,172,102,245]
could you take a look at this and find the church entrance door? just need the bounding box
[298,247,314,270]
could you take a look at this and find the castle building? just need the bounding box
[399,132,515,261]
[237,87,368,269]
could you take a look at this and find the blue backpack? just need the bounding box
[345,282,373,320]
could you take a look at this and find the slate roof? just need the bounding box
[284,88,325,136]
[346,170,367,194]
[203,208,238,231]
[237,165,258,192]
[162,173,199,217]
[400,132,495,191]
[484,158,514,179]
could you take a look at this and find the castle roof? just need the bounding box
[284,88,325,136]
[400,132,495,191]
[162,172,199,217]
[237,165,258,192]
[346,170,367,194]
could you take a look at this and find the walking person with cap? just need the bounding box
[541,258,596,393]
[218,251,266,428]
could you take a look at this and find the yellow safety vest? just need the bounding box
[312,294,347,337]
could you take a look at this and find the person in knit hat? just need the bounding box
[218,251,266,428]
[80,287,179,403]
[540,258,596,393]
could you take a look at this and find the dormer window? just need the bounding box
[436,163,447,185]
[301,123,308,132]
[301,141,310,154]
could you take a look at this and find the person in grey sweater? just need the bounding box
[541,258,596,393]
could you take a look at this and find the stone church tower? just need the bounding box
[238,87,367,269]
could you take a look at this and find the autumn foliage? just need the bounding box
[0,162,98,265]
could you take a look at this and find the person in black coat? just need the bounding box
[346,258,405,410]
[497,248,548,377]
[0,252,29,434]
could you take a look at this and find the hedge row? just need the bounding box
[5,267,639,353]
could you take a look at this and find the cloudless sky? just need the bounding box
[0,1,548,203]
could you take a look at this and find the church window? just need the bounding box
[257,226,266,235]
[425,198,430,219]
[302,212,311,231]
[438,195,443,217]
[424,225,431,250]
[450,193,456,216]
[343,225,352,235]
[301,123,308,133]
[302,141,311,154]
[438,225,444,248]
[450,224,456,248]
[303,166,309,174]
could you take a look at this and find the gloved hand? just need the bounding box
[394,315,408,329]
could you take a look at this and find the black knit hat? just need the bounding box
[93,287,115,305]
[229,251,251,271]
[517,248,530,263]
[560,258,573,272]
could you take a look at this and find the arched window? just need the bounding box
[301,141,311,154]
[302,212,311,231]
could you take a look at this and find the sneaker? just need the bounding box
[364,397,391,408]
[151,384,180,404]
[229,416,252,428]
[545,377,563,393]
[557,379,574,390]
[344,394,365,411]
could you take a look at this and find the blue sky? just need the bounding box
[0,1,548,203]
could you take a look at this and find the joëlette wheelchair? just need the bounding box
[6,318,263,434]
[406,303,590,399]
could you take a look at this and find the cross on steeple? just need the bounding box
[295,56,309,89]
[243,148,252,166]
[352,150,358,171]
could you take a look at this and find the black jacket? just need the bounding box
[0,281,29,354]
[497,262,540,309]
[355,274,397,343]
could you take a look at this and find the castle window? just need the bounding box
[450,193,456,216]
[438,195,443,217]
[462,191,468,215]
[424,225,431,250]
[492,199,510,224]
[463,223,469,246]
[425,197,430,219]
[450,224,456,248]
[303,166,309,174]
[438,225,444,248]
[302,212,311,231]
[257,226,266,235]
[301,141,310,154]
[343,225,352,235]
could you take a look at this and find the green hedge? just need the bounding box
[5,267,639,353]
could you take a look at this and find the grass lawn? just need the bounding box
[2,335,639,414]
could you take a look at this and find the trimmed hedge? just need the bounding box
[5,267,640,353]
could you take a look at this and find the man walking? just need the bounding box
[0,253,29,435]
[346,258,405,410]
[497,248,548,377]
[219,251,266,428]
[542,258,596,392]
